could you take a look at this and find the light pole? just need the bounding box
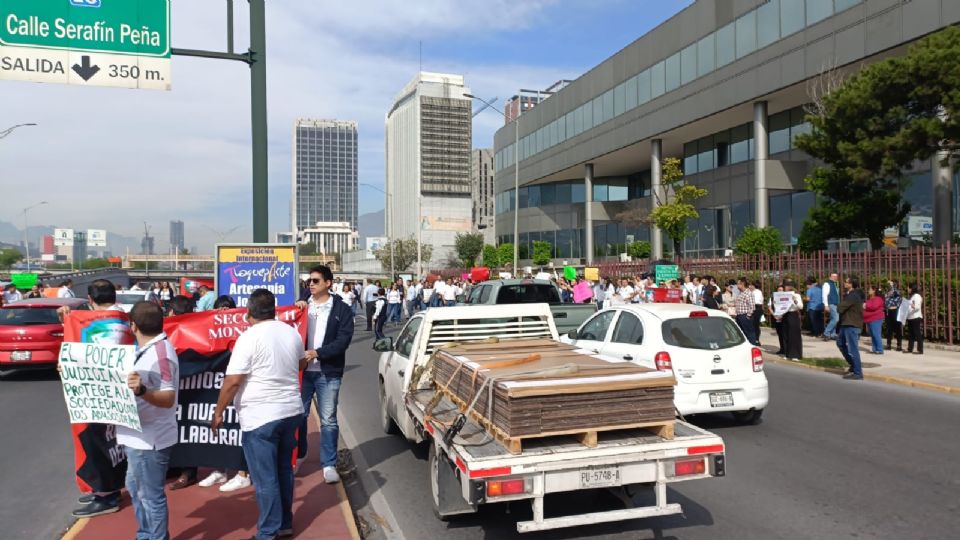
[22,201,47,272]
[360,183,394,279]
[465,94,519,277]
[0,123,37,139]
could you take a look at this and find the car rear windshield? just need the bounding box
[661,317,745,350]
[117,293,147,305]
[495,285,561,304]
[0,307,60,326]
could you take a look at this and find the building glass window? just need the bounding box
[528,185,541,207]
[556,229,572,258]
[565,112,575,142]
[651,61,666,98]
[769,193,793,243]
[698,136,715,172]
[602,89,615,122]
[780,0,804,37]
[806,0,834,26]
[684,142,699,174]
[614,83,626,116]
[836,0,861,11]
[625,75,638,110]
[768,110,792,154]
[791,191,816,243]
[574,104,584,135]
[608,178,629,201]
[556,183,572,204]
[629,172,651,199]
[665,52,681,92]
[541,184,556,205]
[572,183,586,204]
[790,107,811,146]
[715,130,731,167]
[736,10,757,59]
[697,33,715,77]
[592,96,603,128]
[681,43,697,85]
[903,172,933,218]
[732,199,754,240]
[638,69,651,104]
[730,124,752,164]
[593,183,608,202]
[757,0,780,49]
[716,22,735,67]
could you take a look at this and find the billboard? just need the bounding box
[87,229,107,247]
[54,228,74,247]
[215,244,299,308]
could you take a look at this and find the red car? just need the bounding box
[0,298,89,377]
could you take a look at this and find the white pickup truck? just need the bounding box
[376,304,726,533]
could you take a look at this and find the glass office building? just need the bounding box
[292,119,358,235]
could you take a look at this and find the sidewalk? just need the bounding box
[759,327,960,393]
[64,414,359,540]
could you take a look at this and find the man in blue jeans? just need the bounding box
[836,276,865,380]
[214,289,306,540]
[119,301,180,540]
[296,265,355,484]
[822,273,841,339]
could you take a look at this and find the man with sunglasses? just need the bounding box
[295,265,355,484]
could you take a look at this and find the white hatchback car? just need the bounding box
[562,303,769,424]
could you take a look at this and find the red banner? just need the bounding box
[163,306,305,356]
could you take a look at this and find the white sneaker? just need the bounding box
[323,466,340,484]
[219,473,251,492]
[198,470,228,487]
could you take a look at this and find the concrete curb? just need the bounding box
[764,355,960,395]
[60,518,88,540]
[310,408,363,540]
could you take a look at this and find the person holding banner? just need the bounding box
[119,301,180,540]
[778,280,804,362]
[296,265,356,484]
[212,289,306,540]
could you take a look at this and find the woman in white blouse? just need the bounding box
[778,279,804,361]
[905,282,923,355]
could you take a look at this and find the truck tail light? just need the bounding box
[486,477,532,498]
[674,459,706,477]
[654,351,672,371]
[751,347,763,372]
[689,311,708,317]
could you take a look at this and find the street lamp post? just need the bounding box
[0,123,37,140]
[360,183,394,279]
[465,94,519,277]
[22,201,48,272]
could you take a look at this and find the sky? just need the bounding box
[0,0,692,254]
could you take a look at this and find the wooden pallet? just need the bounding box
[434,382,675,455]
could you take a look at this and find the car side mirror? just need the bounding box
[567,329,579,340]
[373,337,394,352]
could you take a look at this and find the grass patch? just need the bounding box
[799,357,848,369]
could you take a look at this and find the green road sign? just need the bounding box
[0,0,170,57]
[654,264,680,285]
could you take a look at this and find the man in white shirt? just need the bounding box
[617,279,635,303]
[331,278,343,295]
[432,278,446,308]
[120,302,179,540]
[362,280,379,331]
[405,279,419,319]
[58,279,75,298]
[442,278,458,307]
[3,284,22,304]
[212,289,305,540]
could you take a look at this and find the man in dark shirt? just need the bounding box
[837,276,865,380]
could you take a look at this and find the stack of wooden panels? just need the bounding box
[432,339,676,453]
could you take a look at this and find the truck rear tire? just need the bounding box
[379,380,399,435]
[429,443,452,521]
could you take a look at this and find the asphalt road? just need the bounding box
[0,369,80,540]
[340,326,960,540]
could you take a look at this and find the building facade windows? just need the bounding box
[494,0,864,173]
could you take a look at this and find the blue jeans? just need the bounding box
[837,326,862,376]
[242,415,300,540]
[298,371,342,468]
[387,303,400,322]
[824,304,840,337]
[125,446,172,540]
[867,320,883,353]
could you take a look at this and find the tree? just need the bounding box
[372,236,432,274]
[299,241,319,256]
[454,232,484,268]
[497,243,515,270]
[734,226,785,256]
[626,240,652,259]
[81,258,112,269]
[0,249,23,269]
[648,157,708,257]
[531,240,553,266]
[795,26,960,249]
[481,244,500,269]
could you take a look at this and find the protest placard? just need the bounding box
[59,342,140,431]
[772,292,794,317]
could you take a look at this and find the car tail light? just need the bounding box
[486,478,531,498]
[674,459,706,476]
[654,351,672,371]
[50,331,64,338]
[751,347,763,372]
[689,311,708,317]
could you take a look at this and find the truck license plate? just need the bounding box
[11,351,31,362]
[579,466,621,489]
[709,391,734,408]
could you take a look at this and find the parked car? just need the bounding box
[116,290,161,313]
[463,279,597,335]
[0,298,89,377]
[563,303,769,424]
